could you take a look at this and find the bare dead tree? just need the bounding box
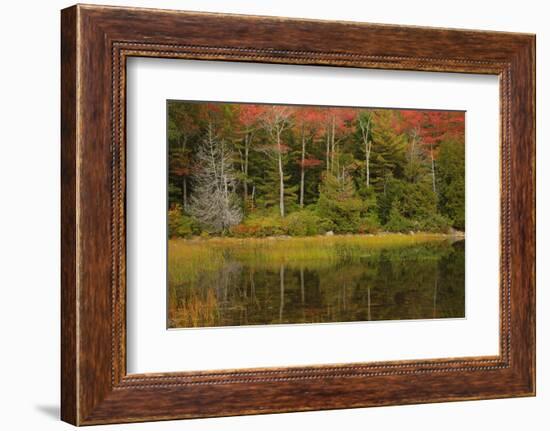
[189,122,242,233]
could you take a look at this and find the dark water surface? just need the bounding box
[169,240,465,328]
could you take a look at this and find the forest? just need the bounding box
[167,101,465,238]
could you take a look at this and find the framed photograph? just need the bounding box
[61,4,535,425]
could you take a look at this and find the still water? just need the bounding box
[169,239,465,328]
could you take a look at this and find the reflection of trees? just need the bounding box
[300,267,305,305]
[433,276,438,318]
[171,241,465,327]
[279,264,285,323]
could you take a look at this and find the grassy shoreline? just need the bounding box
[174,231,464,244]
[168,232,463,287]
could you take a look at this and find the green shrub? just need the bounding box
[415,213,452,233]
[317,217,336,234]
[384,202,451,233]
[317,195,365,233]
[230,214,286,237]
[316,173,379,234]
[384,203,415,233]
[357,214,381,234]
[284,210,323,236]
[168,205,200,238]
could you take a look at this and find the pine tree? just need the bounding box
[437,138,465,230]
[317,172,364,233]
[369,110,407,193]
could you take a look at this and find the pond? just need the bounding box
[168,236,465,328]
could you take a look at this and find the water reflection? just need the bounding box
[170,240,465,328]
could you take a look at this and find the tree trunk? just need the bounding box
[299,132,306,208]
[180,135,188,210]
[277,129,285,218]
[241,134,251,207]
[366,142,371,188]
[182,176,187,211]
[279,264,285,322]
[430,143,437,193]
[330,116,336,173]
[220,139,226,197]
[325,132,330,173]
[359,116,372,188]
[409,130,418,182]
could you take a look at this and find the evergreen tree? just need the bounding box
[317,172,365,233]
[369,110,407,193]
[437,138,465,230]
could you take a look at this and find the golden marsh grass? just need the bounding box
[168,233,455,286]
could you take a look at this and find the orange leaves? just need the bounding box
[299,157,322,168]
[399,110,465,145]
[236,104,266,128]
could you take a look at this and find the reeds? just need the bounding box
[168,233,451,287]
[168,288,219,328]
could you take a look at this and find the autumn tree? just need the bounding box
[399,110,465,194]
[322,108,355,175]
[234,104,264,210]
[167,101,203,211]
[294,108,323,208]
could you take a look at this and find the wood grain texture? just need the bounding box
[60,4,536,425]
[60,5,78,425]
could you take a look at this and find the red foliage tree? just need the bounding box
[322,107,357,174]
[398,110,465,192]
[234,104,267,208]
[294,107,325,207]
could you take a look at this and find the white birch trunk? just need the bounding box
[277,128,285,218]
[430,143,437,193]
[299,131,306,208]
[325,133,330,173]
[244,139,249,204]
[359,115,372,188]
[330,116,336,173]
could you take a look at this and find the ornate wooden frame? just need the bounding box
[61,4,536,425]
